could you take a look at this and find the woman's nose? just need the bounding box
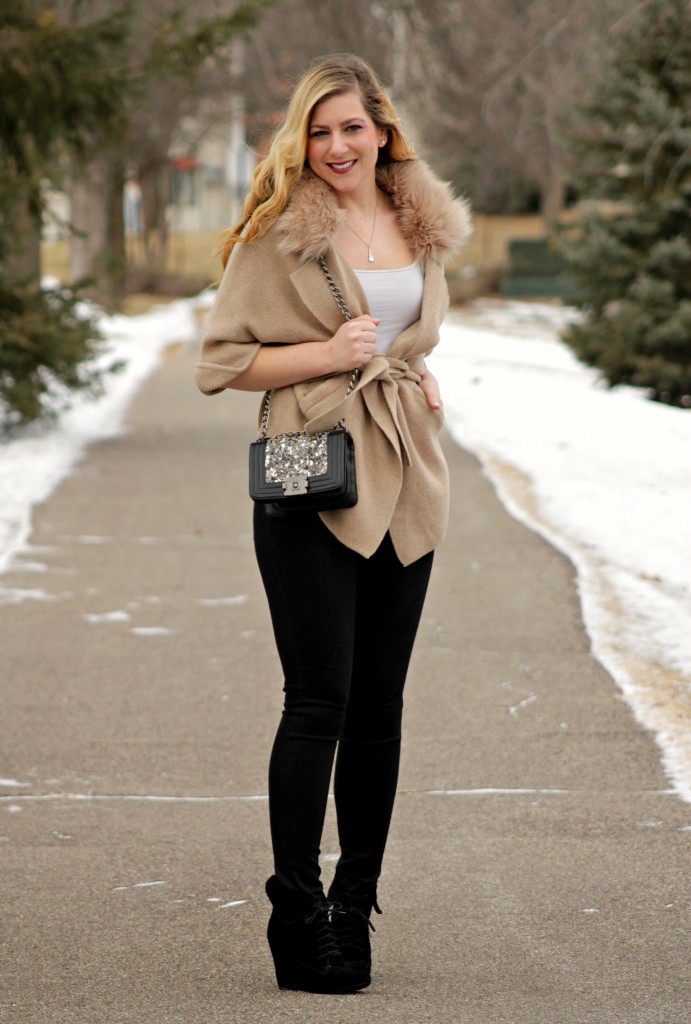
[328,132,349,156]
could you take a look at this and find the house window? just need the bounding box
[204,165,223,187]
[170,157,199,206]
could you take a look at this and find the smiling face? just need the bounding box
[307,90,387,200]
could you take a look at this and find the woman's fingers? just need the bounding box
[351,315,380,349]
[418,369,442,409]
[329,316,380,369]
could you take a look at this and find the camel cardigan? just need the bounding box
[195,159,472,565]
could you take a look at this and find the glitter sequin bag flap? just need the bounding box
[248,256,358,511]
[248,420,357,511]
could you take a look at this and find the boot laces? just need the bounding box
[304,902,342,965]
[329,897,383,958]
[330,900,376,933]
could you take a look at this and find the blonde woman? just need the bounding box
[196,53,471,994]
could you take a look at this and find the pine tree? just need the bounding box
[0,1,130,426]
[561,0,691,406]
[0,2,129,275]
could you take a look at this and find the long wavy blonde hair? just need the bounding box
[219,53,417,267]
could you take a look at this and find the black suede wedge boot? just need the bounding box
[327,882,383,982]
[265,876,370,994]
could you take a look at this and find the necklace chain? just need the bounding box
[344,203,377,263]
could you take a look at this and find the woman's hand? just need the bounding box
[326,315,380,372]
[418,366,442,410]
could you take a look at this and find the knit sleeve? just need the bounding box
[194,241,264,395]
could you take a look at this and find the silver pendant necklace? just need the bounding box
[344,203,378,263]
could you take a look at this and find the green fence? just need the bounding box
[501,238,580,299]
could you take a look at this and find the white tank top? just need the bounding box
[353,262,425,354]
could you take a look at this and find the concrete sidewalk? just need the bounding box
[1,339,688,1024]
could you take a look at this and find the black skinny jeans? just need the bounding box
[253,504,433,897]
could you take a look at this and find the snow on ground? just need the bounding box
[0,295,206,575]
[429,299,691,801]
[0,294,689,800]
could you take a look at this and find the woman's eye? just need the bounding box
[345,124,362,132]
[310,130,328,138]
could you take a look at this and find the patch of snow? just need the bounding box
[0,587,62,606]
[431,301,691,801]
[0,298,200,573]
[84,610,131,624]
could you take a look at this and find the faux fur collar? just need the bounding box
[276,159,472,264]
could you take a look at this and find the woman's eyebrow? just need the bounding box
[310,117,367,129]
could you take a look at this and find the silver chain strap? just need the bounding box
[259,255,360,437]
[318,254,353,323]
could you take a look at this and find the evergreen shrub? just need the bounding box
[561,0,691,406]
[0,278,106,427]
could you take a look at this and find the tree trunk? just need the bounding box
[140,162,170,274]
[541,170,566,227]
[68,153,125,306]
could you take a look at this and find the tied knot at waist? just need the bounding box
[298,354,422,465]
[370,355,421,384]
